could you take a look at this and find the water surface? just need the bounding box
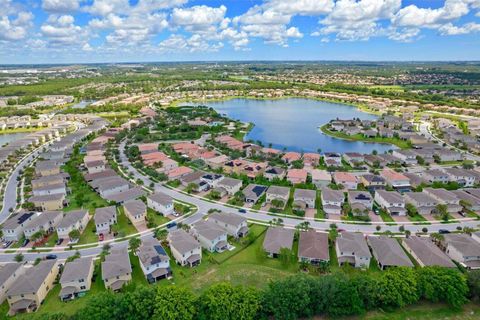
[206,98,396,154]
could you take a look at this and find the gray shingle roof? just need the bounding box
[94,206,117,225]
[147,192,173,206]
[169,229,200,254]
[57,210,89,229]
[24,211,62,230]
[192,220,226,241]
[138,238,169,267]
[102,249,132,280]
[8,260,56,296]
[60,257,94,284]
[444,234,480,257]
[209,212,246,228]
[367,236,413,268]
[263,227,294,255]
[266,185,290,198]
[123,199,146,217]
[294,188,316,199]
[0,263,22,286]
[298,230,329,261]
[337,232,371,258]
[403,236,455,268]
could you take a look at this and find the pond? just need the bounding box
[0,132,28,147]
[71,100,96,109]
[205,98,396,154]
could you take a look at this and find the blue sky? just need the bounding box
[1,0,479,64]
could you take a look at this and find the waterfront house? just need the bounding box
[336,232,371,268]
[264,166,286,181]
[310,169,331,188]
[287,168,308,184]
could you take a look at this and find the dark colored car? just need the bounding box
[21,239,30,247]
[45,254,58,260]
[238,208,247,213]
[56,239,64,246]
[438,229,450,234]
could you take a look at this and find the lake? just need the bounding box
[0,132,28,147]
[206,98,396,154]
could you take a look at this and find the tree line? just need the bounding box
[25,266,480,320]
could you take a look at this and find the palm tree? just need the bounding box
[14,253,24,262]
[129,237,141,254]
[155,229,168,241]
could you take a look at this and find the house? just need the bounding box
[381,169,411,192]
[216,177,242,196]
[138,238,171,283]
[31,174,67,189]
[324,152,342,166]
[282,152,301,164]
[402,236,455,268]
[205,154,229,169]
[242,184,268,204]
[434,149,463,162]
[167,166,194,180]
[287,169,308,184]
[310,169,331,188]
[359,174,386,193]
[343,153,364,167]
[0,263,24,304]
[168,229,202,267]
[266,186,290,208]
[404,172,427,189]
[35,160,60,177]
[303,153,320,167]
[1,212,36,241]
[29,193,65,211]
[321,188,344,216]
[263,227,295,258]
[403,192,439,215]
[332,172,358,190]
[392,149,418,165]
[293,189,316,209]
[298,230,329,264]
[85,160,106,174]
[147,192,174,216]
[32,183,67,197]
[367,236,413,270]
[423,169,450,184]
[102,249,132,292]
[264,166,286,181]
[452,190,480,211]
[191,219,228,253]
[336,232,371,268]
[443,234,480,269]
[24,211,62,240]
[94,206,117,236]
[200,173,224,188]
[96,177,130,198]
[348,191,373,216]
[443,168,476,187]
[374,190,406,215]
[59,257,94,301]
[209,212,248,238]
[423,188,462,213]
[6,260,58,315]
[56,210,89,240]
[123,200,146,226]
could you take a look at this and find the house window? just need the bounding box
[79,279,84,283]
[80,286,86,290]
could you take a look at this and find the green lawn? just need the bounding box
[379,209,395,222]
[361,303,480,320]
[76,219,98,245]
[129,252,148,286]
[407,213,428,222]
[146,208,171,227]
[115,206,138,237]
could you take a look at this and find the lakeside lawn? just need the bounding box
[320,125,411,149]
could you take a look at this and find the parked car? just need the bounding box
[166,222,177,230]
[238,208,247,213]
[439,229,451,234]
[56,238,64,246]
[21,239,30,247]
[2,241,12,248]
[45,254,57,260]
[98,234,104,241]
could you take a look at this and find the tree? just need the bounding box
[316,274,364,317]
[278,247,294,267]
[155,228,168,241]
[271,198,284,209]
[31,230,45,242]
[405,203,418,217]
[129,237,141,253]
[435,204,449,221]
[262,275,316,320]
[153,286,196,320]
[14,253,24,262]
[186,183,198,194]
[69,229,81,240]
[123,286,156,319]
[376,267,419,308]
[417,266,468,309]
[467,270,480,301]
[76,292,122,320]
[198,283,260,320]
